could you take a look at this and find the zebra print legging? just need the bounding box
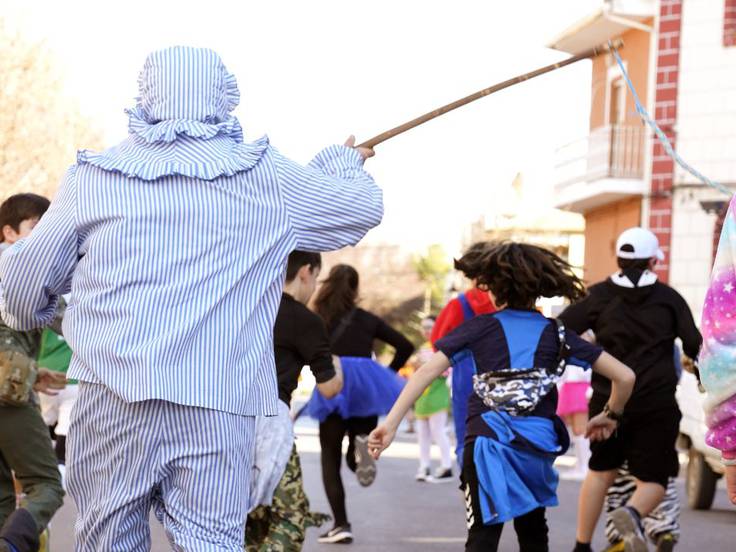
[604,463,680,544]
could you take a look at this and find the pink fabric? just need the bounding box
[556,381,590,417]
[706,394,736,456]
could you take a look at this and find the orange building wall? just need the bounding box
[583,197,642,283]
[589,27,651,130]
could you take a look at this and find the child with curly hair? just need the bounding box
[369,242,636,551]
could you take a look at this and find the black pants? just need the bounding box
[319,414,377,527]
[463,444,549,552]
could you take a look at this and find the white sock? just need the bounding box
[573,435,590,474]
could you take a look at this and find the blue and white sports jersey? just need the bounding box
[436,309,602,437]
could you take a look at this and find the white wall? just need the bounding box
[677,0,736,185]
[669,0,736,321]
[670,188,723,322]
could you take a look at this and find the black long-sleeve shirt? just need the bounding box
[274,293,336,406]
[559,277,702,413]
[329,308,414,371]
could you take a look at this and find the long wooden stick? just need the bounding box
[358,39,623,149]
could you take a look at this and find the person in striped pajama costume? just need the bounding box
[0,46,383,551]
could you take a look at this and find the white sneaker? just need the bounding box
[415,467,431,482]
[318,524,353,544]
[429,467,454,483]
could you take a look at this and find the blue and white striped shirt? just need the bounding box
[0,46,383,416]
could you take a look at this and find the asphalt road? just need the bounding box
[50,422,736,551]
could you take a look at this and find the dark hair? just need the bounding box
[616,257,652,271]
[0,193,50,241]
[454,241,586,309]
[285,251,322,282]
[313,264,359,327]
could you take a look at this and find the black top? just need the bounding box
[329,308,415,370]
[559,278,702,413]
[274,293,336,406]
[435,309,602,442]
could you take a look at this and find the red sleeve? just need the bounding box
[431,299,463,347]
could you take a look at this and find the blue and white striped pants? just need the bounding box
[67,383,255,551]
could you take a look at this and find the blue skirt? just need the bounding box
[306,357,405,422]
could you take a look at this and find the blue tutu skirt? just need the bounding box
[306,357,405,422]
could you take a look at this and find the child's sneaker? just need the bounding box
[430,467,454,483]
[415,467,431,482]
[655,533,675,552]
[353,435,376,487]
[610,507,648,552]
[318,524,353,544]
[602,541,626,552]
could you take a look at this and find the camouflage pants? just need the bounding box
[245,446,330,552]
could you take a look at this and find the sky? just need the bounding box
[3,0,600,254]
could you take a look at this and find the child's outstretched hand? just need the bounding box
[368,423,396,460]
[585,411,618,442]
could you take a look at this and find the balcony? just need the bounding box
[553,125,649,213]
[548,0,656,55]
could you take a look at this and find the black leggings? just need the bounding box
[319,414,378,527]
[463,444,549,551]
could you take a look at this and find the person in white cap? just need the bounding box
[560,227,702,552]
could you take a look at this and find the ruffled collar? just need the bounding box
[77,134,270,181]
[126,106,245,144]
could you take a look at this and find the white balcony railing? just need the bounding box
[554,125,647,191]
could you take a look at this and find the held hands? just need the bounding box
[33,368,67,395]
[585,411,618,442]
[345,135,375,161]
[367,423,397,460]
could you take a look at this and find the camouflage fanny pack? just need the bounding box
[472,319,568,416]
[0,350,37,406]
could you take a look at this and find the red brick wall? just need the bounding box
[649,0,683,282]
[726,0,736,47]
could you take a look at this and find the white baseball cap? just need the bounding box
[615,227,665,261]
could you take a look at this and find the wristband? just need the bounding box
[723,457,736,466]
[603,404,624,423]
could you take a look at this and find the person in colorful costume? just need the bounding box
[431,242,496,465]
[369,242,635,552]
[700,196,736,505]
[412,316,453,482]
[309,264,413,544]
[0,46,382,551]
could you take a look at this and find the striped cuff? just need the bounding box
[308,145,364,174]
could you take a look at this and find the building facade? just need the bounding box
[550,0,736,320]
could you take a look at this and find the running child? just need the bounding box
[309,264,414,544]
[369,242,636,552]
[246,251,343,551]
[431,241,496,465]
[557,358,592,480]
[412,316,453,482]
